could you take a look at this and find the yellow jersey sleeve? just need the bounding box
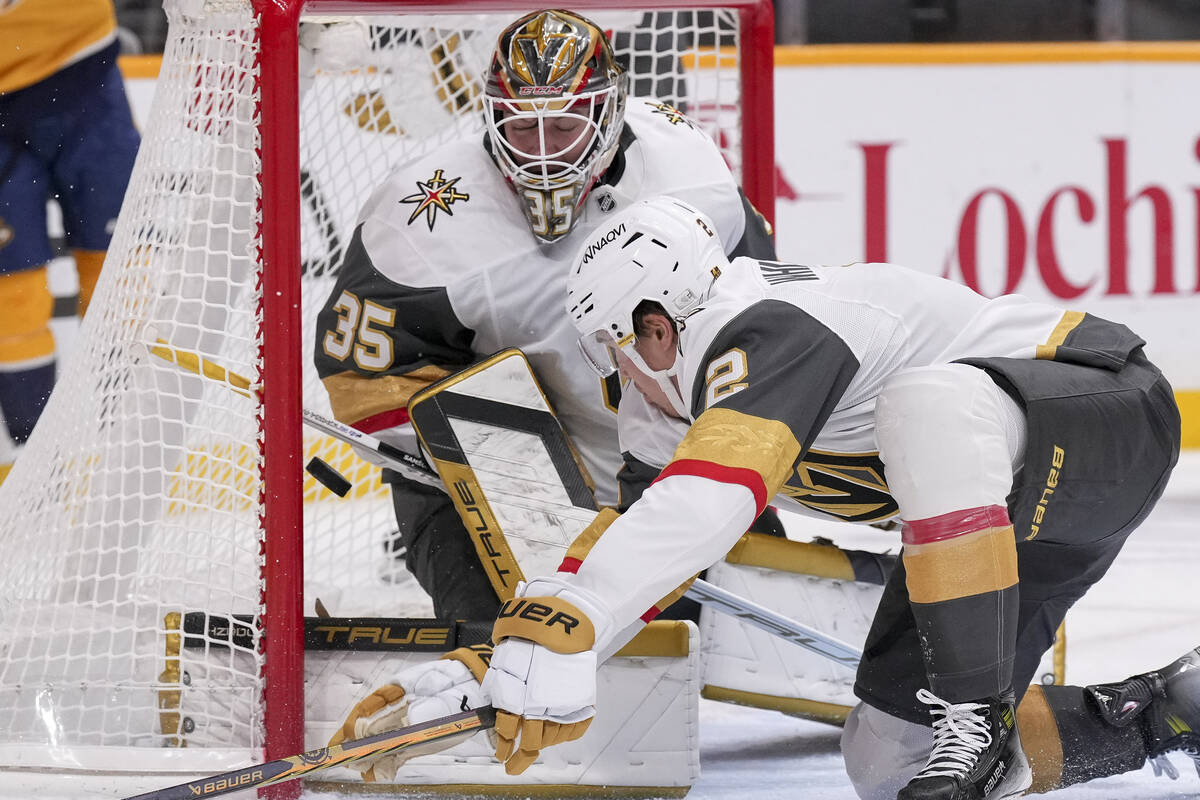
[0,0,117,94]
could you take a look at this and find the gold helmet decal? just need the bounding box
[497,10,605,97]
[484,10,629,243]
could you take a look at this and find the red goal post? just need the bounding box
[0,2,774,797]
[259,0,774,786]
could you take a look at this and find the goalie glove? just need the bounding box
[328,643,493,782]
[482,578,616,775]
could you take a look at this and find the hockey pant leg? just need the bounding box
[387,473,501,620]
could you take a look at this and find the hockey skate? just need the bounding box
[897,689,1031,800]
[1087,645,1200,778]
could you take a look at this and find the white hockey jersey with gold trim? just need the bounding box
[315,100,771,504]
[665,257,1122,522]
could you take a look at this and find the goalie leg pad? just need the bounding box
[699,534,887,724]
[305,620,700,791]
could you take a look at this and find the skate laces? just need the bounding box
[913,688,994,779]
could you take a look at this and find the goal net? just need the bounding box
[0,0,774,781]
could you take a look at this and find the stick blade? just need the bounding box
[122,706,497,800]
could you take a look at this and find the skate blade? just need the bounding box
[988,746,1032,800]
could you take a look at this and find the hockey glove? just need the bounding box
[482,578,612,775]
[328,643,493,782]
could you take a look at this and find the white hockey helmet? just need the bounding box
[565,195,728,415]
[483,9,629,244]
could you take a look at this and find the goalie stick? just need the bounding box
[301,406,441,489]
[122,706,495,800]
[149,342,862,667]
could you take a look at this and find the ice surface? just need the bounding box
[4,453,1198,800]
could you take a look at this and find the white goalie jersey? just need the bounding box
[314,99,773,505]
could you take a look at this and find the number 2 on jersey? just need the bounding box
[322,290,396,371]
[704,348,749,408]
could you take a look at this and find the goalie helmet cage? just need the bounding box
[0,0,774,797]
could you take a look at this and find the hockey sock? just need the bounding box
[0,267,56,444]
[901,509,1020,701]
[1016,683,1146,792]
[74,249,106,316]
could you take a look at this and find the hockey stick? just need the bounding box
[123,706,495,800]
[301,406,442,489]
[684,578,860,667]
[148,342,861,667]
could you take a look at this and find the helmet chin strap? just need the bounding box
[646,345,690,420]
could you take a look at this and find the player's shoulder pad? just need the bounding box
[626,98,711,140]
[676,259,854,413]
[623,100,744,252]
[356,139,535,287]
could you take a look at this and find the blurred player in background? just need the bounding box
[472,196,1194,799]
[0,0,140,482]
[313,9,778,624]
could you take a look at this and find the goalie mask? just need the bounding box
[484,9,629,244]
[565,196,729,418]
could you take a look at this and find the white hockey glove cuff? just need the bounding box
[483,580,614,775]
[329,643,494,782]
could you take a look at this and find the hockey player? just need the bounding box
[0,0,140,482]
[313,8,777,622]
[474,196,1193,798]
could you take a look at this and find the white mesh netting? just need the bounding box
[0,0,748,771]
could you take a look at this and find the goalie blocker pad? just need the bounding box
[407,348,601,599]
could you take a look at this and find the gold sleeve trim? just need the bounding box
[564,508,620,564]
[672,408,802,499]
[493,596,596,654]
[321,366,452,425]
[725,534,856,581]
[903,525,1019,604]
[650,575,699,618]
[1035,310,1086,360]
